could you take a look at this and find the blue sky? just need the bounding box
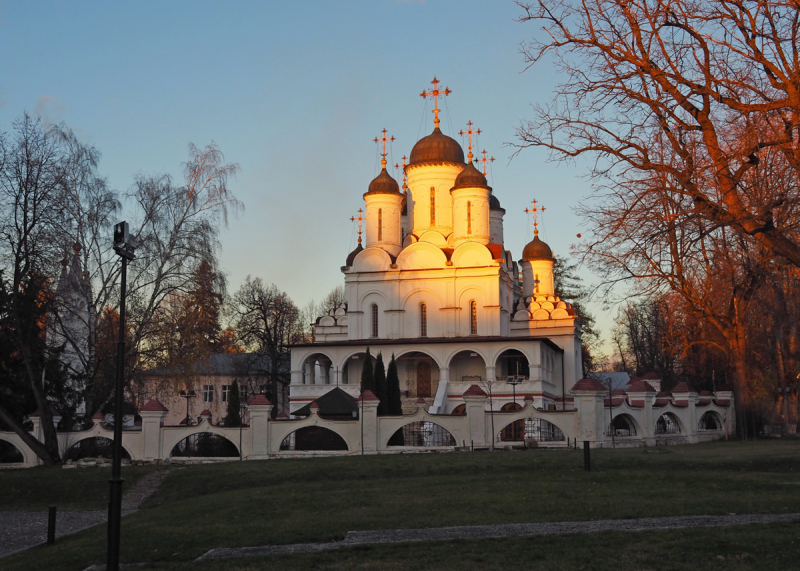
[0,0,614,347]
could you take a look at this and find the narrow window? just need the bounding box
[535,273,540,294]
[221,384,231,403]
[469,301,477,335]
[467,201,472,234]
[430,187,436,225]
[371,304,379,338]
[420,303,428,337]
[378,208,383,242]
[203,385,213,403]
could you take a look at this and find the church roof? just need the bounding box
[409,127,465,166]
[489,192,504,212]
[345,242,363,266]
[365,167,401,196]
[522,235,554,261]
[451,161,489,190]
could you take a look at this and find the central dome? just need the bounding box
[409,127,465,166]
[522,235,554,261]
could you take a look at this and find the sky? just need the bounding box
[0,0,617,348]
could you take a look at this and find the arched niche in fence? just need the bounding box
[698,411,723,431]
[607,414,638,437]
[498,415,565,442]
[387,421,456,447]
[451,404,466,415]
[65,437,132,461]
[279,426,348,451]
[0,439,24,463]
[655,412,682,435]
[498,403,524,441]
[170,433,239,458]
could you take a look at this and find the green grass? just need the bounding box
[2,440,800,571]
[0,464,169,510]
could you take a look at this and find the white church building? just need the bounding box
[290,81,582,418]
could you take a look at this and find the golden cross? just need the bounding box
[350,208,365,245]
[459,121,481,162]
[420,76,451,129]
[373,129,395,169]
[394,155,408,190]
[524,199,546,237]
[479,150,495,176]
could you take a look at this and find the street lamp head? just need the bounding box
[113,221,136,260]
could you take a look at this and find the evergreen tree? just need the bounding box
[225,382,241,427]
[360,348,375,394]
[374,353,387,415]
[386,354,403,415]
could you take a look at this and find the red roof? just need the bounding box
[140,398,168,412]
[357,390,379,402]
[672,382,693,393]
[523,394,534,401]
[248,394,272,406]
[487,243,504,260]
[627,380,656,393]
[463,385,488,397]
[673,399,689,407]
[199,409,212,416]
[653,398,670,408]
[416,397,427,404]
[714,399,731,407]
[309,401,320,409]
[92,411,104,420]
[603,397,625,407]
[571,378,606,392]
[629,399,645,408]
[643,372,660,380]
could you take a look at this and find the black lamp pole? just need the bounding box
[107,222,135,571]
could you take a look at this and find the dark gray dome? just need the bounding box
[409,127,465,166]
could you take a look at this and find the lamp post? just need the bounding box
[179,390,197,426]
[107,221,135,571]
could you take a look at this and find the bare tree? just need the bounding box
[232,278,301,417]
[515,0,800,267]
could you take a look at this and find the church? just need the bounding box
[289,78,583,418]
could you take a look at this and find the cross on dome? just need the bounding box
[420,76,451,129]
[350,208,365,245]
[373,129,395,169]
[459,121,481,162]
[394,155,408,190]
[524,199,546,237]
[479,150,495,176]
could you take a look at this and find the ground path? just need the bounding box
[198,512,800,560]
[0,470,170,559]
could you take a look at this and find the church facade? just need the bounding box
[290,80,582,420]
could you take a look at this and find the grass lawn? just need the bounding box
[0,464,169,511]
[1,439,799,571]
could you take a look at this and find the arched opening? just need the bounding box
[500,417,565,442]
[171,433,239,457]
[371,304,379,338]
[301,353,334,385]
[420,303,427,337]
[469,300,478,335]
[387,421,456,447]
[280,426,348,451]
[65,437,131,461]
[698,411,723,431]
[607,414,637,437]
[395,351,440,403]
[499,403,524,441]
[451,404,466,415]
[449,350,486,385]
[0,440,24,463]
[341,351,378,388]
[494,349,530,381]
[655,413,681,435]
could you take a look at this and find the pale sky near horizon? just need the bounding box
[0,1,618,350]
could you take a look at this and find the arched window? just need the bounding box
[378,208,383,242]
[420,303,427,337]
[469,301,477,335]
[534,273,540,294]
[467,201,472,234]
[371,304,379,338]
[430,187,436,225]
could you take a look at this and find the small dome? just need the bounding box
[409,127,465,166]
[489,193,504,212]
[366,168,400,195]
[452,161,489,190]
[522,235,554,261]
[345,243,363,266]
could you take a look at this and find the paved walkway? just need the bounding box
[0,470,170,559]
[198,512,800,560]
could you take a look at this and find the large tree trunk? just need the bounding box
[0,402,55,465]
